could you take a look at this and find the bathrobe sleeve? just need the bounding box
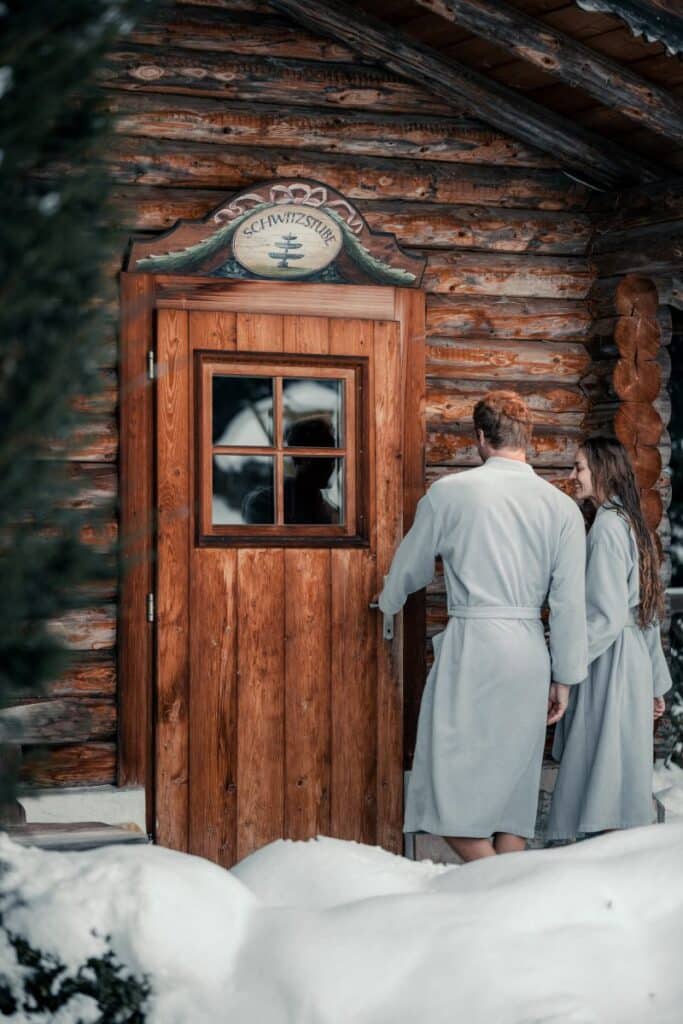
[547,503,588,685]
[378,492,440,616]
[585,514,631,665]
[643,621,673,698]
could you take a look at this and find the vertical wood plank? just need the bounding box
[374,319,404,854]
[189,549,238,866]
[156,308,190,852]
[237,312,284,353]
[283,314,330,355]
[189,311,237,865]
[236,548,286,860]
[118,274,154,821]
[285,548,331,839]
[236,314,285,860]
[394,290,426,779]
[283,314,332,840]
[330,318,377,843]
[329,549,377,843]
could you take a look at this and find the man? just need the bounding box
[379,390,588,861]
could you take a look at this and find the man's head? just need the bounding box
[473,390,532,461]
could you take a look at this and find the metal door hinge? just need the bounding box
[147,351,155,381]
[146,593,155,623]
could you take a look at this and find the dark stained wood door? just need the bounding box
[154,302,407,866]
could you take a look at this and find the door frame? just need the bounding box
[118,275,425,840]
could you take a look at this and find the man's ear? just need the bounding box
[475,429,485,447]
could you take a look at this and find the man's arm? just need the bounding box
[378,492,440,616]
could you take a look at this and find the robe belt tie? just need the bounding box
[447,605,541,620]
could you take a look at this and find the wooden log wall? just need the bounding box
[588,181,681,758]
[18,0,597,786]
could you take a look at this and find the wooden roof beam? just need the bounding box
[269,0,658,188]
[417,0,683,145]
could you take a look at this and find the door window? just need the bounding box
[197,353,367,545]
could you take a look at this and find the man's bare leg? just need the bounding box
[445,836,496,862]
[493,832,526,854]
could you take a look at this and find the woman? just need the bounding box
[546,436,671,840]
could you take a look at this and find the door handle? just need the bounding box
[369,602,394,641]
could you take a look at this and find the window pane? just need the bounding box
[283,456,344,525]
[212,376,274,446]
[282,379,343,448]
[213,455,275,525]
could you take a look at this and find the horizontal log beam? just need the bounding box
[130,6,357,62]
[269,0,659,186]
[20,743,116,787]
[111,186,591,253]
[102,44,453,116]
[417,0,683,143]
[46,658,117,698]
[0,698,116,745]
[421,252,594,298]
[101,137,589,210]
[427,296,591,341]
[48,416,117,463]
[362,204,590,254]
[427,380,587,428]
[592,222,683,277]
[590,177,683,234]
[427,429,580,466]
[109,92,554,168]
[66,464,117,509]
[47,606,116,652]
[426,338,591,382]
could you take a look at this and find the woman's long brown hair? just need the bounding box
[581,436,664,627]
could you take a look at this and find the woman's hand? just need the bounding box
[547,682,570,725]
[653,697,666,720]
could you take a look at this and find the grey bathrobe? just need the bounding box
[379,456,588,840]
[546,503,672,840]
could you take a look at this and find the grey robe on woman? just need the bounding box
[546,503,672,840]
[379,456,588,839]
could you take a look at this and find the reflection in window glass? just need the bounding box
[283,456,343,525]
[212,376,273,446]
[213,454,275,525]
[283,379,343,448]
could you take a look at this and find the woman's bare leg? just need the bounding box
[493,832,526,854]
[445,836,496,861]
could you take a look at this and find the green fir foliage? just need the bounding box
[0,0,144,802]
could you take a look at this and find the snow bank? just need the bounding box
[2,824,683,1023]
[232,834,450,908]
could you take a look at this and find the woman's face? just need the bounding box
[570,448,594,500]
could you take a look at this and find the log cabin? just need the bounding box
[12,0,683,863]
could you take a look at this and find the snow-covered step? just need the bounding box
[3,822,150,852]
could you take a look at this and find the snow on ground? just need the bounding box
[2,810,683,1024]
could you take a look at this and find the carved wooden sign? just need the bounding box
[127,179,425,287]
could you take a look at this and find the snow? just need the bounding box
[2,803,683,1024]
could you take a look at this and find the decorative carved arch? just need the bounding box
[127,178,425,288]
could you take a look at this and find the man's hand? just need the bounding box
[547,682,570,725]
[653,697,666,720]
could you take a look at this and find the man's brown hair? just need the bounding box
[473,390,533,450]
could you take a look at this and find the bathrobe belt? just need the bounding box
[447,605,541,620]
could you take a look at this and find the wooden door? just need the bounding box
[154,305,406,866]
